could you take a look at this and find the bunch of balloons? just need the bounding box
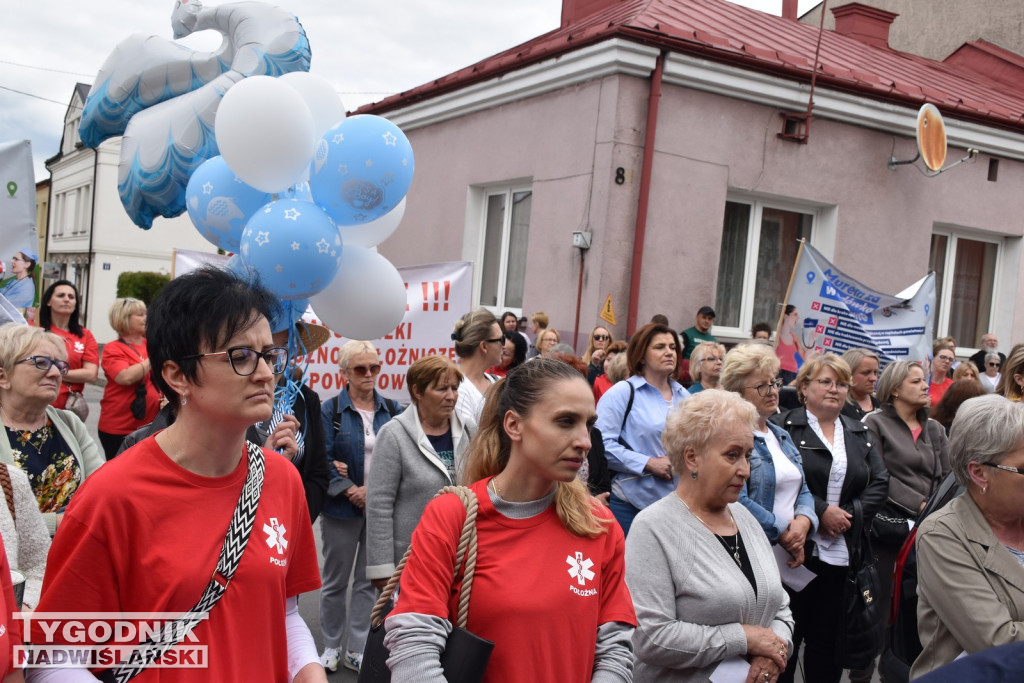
[185,72,414,340]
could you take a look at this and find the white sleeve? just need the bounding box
[26,665,100,682]
[286,596,320,680]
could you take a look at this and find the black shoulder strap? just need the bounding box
[386,398,400,419]
[620,382,635,434]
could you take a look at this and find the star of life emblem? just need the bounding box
[566,551,595,586]
[263,517,288,555]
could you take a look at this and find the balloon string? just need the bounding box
[273,303,309,416]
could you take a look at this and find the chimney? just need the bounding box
[561,0,625,28]
[831,3,898,49]
[782,0,798,20]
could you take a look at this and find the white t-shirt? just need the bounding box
[755,429,801,525]
[357,408,376,476]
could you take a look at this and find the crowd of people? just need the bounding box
[0,277,1021,682]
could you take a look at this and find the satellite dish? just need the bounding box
[916,104,947,172]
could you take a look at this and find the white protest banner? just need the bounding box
[777,241,935,369]
[172,248,227,276]
[0,140,39,311]
[302,261,473,403]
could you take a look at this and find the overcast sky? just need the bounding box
[2,0,821,179]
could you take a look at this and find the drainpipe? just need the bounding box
[626,50,665,336]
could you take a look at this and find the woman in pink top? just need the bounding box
[776,305,814,384]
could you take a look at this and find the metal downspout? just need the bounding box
[626,50,665,336]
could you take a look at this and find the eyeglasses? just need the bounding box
[988,362,1001,368]
[485,336,505,345]
[593,334,610,341]
[746,378,783,397]
[15,356,70,376]
[10,256,27,263]
[811,378,850,391]
[182,347,289,376]
[984,462,1024,477]
[935,355,955,363]
[701,356,723,363]
[350,364,381,376]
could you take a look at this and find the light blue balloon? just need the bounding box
[186,156,272,252]
[308,114,415,226]
[269,297,310,334]
[240,198,342,300]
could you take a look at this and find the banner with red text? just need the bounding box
[301,261,473,403]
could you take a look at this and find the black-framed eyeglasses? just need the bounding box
[984,462,1024,477]
[15,356,70,376]
[746,378,783,397]
[485,336,505,345]
[182,347,289,376]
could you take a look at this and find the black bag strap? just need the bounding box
[620,382,635,434]
[100,441,266,683]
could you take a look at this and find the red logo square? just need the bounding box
[811,302,821,311]
[824,338,833,347]
[816,325,825,334]
[828,317,838,326]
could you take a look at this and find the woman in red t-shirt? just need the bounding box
[39,281,98,410]
[385,359,636,681]
[97,298,161,459]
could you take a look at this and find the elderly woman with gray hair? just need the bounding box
[627,389,794,682]
[912,394,1024,677]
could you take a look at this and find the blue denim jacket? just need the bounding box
[320,388,400,520]
[739,421,819,543]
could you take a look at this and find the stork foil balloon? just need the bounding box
[82,0,418,343]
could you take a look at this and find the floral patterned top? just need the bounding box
[4,420,82,513]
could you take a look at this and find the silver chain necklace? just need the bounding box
[678,495,742,568]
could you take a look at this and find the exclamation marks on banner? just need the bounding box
[421,280,451,311]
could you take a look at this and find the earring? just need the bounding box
[180,394,188,406]
[691,471,698,480]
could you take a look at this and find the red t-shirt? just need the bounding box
[98,339,161,434]
[50,326,98,409]
[929,377,953,407]
[392,478,636,682]
[593,374,613,404]
[0,539,20,677]
[31,437,322,681]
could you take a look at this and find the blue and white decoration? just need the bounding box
[240,198,342,300]
[185,156,272,252]
[309,115,415,226]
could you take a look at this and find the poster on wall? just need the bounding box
[776,241,935,370]
[0,140,40,318]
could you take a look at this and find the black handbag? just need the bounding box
[871,500,912,546]
[358,486,494,683]
[129,381,147,420]
[835,500,885,670]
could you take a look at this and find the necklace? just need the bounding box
[678,495,742,568]
[489,476,503,499]
[0,404,47,432]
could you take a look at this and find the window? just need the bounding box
[929,232,998,345]
[478,187,531,311]
[715,199,814,336]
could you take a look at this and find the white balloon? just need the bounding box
[338,198,406,248]
[279,71,346,139]
[215,75,316,193]
[310,246,408,340]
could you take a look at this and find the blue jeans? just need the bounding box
[608,493,641,537]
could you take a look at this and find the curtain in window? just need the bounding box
[949,238,996,344]
[715,202,750,328]
[754,209,811,328]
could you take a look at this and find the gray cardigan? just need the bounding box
[863,404,949,516]
[625,494,794,682]
[365,403,474,580]
[0,405,104,535]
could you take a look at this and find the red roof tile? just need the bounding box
[360,0,1024,131]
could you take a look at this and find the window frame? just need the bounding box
[466,182,533,317]
[930,227,1002,353]
[714,194,830,341]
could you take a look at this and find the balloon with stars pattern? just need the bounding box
[185,156,272,253]
[239,198,342,300]
[308,114,415,227]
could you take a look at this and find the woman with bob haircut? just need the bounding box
[383,358,637,681]
[912,394,1024,677]
[863,359,949,656]
[688,341,726,393]
[452,308,503,425]
[97,297,161,459]
[366,354,474,584]
[627,389,794,682]
[597,322,689,535]
[721,344,817,561]
[0,323,103,536]
[28,266,325,682]
[773,354,889,683]
[39,280,98,411]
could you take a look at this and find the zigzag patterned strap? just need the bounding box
[102,441,266,683]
